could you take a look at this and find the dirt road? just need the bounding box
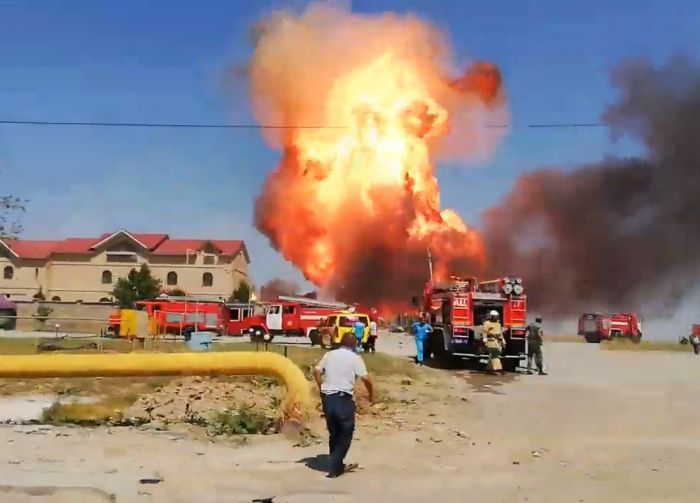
[1,337,699,502]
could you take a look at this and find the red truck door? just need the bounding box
[282,304,300,332]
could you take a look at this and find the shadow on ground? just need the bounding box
[297,454,330,473]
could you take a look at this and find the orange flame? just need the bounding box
[249,3,506,304]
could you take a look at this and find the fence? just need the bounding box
[1,301,117,334]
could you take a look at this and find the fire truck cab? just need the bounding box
[247,296,351,343]
[421,275,528,371]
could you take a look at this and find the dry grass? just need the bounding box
[41,396,140,426]
[0,336,426,428]
[0,336,134,354]
[600,339,691,352]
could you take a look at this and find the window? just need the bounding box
[268,305,281,315]
[101,270,113,284]
[283,305,296,315]
[327,315,337,326]
[167,271,178,286]
[230,308,240,321]
[202,272,213,287]
[203,255,216,265]
[3,266,13,280]
[51,296,61,302]
[106,251,138,263]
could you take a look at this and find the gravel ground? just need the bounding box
[0,333,699,502]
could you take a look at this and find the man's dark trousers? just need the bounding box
[321,392,355,474]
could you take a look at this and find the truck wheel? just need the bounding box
[584,334,599,343]
[321,332,331,349]
[502,359,519,372]
[631,335,642,344]
[309,330,320,346]
[249,326,271,343]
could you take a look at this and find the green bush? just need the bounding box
[208,405,272,435]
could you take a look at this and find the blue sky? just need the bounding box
[1,0,699,288]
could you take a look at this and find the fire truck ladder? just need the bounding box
[277,296,349,310]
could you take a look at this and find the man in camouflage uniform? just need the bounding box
[527,317,547,375]
[482,310,504,374]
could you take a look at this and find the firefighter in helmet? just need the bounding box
[482,310,504,374]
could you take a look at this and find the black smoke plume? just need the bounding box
[482,56,700,316]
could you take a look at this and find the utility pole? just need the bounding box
[427,248,433,282]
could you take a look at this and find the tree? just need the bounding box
[229,281,252,303]
[112,264,162,308]
[0,193,26,238]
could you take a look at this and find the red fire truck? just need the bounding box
[420,275,529,371]
[108,297,229,338]
[224,302,259,336]
[578,313,643,343]
[247,296,378,343]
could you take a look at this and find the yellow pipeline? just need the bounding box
[0,351,313,418]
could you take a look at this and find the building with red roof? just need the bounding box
[0,229,250,302]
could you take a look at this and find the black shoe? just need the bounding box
[527,371,533,375]
[539,371,548,376]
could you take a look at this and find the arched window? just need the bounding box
[51,296,61,302]
[3,266,13,280]
[167,271,178,286]
[101,270,113,284]
[202,272,213,287]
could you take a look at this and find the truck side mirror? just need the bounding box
[410,296,418,307]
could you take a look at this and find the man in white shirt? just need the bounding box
[313,333,374,478]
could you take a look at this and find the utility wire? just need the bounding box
[0,119,608,130]
[0,119,342,129]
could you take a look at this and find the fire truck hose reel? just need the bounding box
[0,351,313,420]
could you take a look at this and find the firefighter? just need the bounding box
[527,317,547,375]
[412,313,433,366]
[482,310,504,374]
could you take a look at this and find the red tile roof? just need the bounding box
[0,231,247,261]
[1,240,63,259]
[131,233,169,250]
[53,238,98,254]
[90,230,168,251]
[150,239,245,258]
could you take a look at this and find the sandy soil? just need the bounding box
[1,335,700,502]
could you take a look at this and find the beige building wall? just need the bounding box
[1,235,249,303]
[0,255,49,299]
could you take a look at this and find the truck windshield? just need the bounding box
[339,316,368,327]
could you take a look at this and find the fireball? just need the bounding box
[249,3,506,304]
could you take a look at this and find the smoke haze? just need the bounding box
[483,56,700,318]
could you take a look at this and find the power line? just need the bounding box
[0,119,607,130]
[0,119,342,129]
[529,123,605,128]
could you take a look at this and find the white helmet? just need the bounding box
[489,310,499,317]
